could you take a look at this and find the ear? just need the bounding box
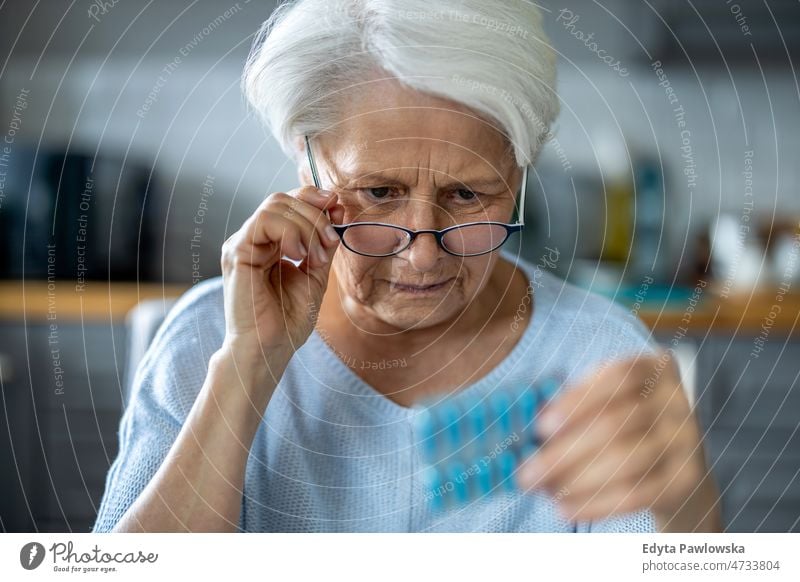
[293,136,313,187]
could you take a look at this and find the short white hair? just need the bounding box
[241,0,559,167]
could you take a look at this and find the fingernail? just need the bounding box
[538,411,561,436]
[316,245,328,264]
[299,242,308,257]
[319,189,334,197]
[324,225,338,243]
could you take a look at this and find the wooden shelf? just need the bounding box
[0,281,189,322]
[1,280,798,335]
[638,288,800,335]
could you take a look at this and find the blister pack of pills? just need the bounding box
[412,379,560,511]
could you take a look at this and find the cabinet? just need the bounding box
[0,322,127,531]
[0,281,184,532]
[693,336,800,532]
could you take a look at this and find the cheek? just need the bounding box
[456,257,495,297]
[334,254,380,301]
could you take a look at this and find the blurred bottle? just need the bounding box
[631,157,665,279]
[710,214,764,295]
[595,130,633,263]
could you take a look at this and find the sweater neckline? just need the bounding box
[308,249,549,419]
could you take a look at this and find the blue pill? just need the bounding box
[518,385,538,435]
[422,465,445,512]
[498,451,517,492]
[464,395,487,441]
[450,461,470,504]
[439,401,463,451]
[476,459,494,497]
[413,408,439,462]
[490,391,513,436]
[414,380,565,510]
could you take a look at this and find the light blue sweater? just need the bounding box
[93,248,659,532]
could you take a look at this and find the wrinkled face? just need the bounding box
[302,78,523,333]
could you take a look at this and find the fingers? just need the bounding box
[555,451,677,522]
[536,357,656,439]
[541,435,664,503]
[222,210,306,271]
[290,186,341,234]
[281,187,341,252]
[222,188,340,274]
[519,429,665,522]
[558,477,652,522]
[519,402,651,491]
[515,354,706,523]
[290,185,346,233]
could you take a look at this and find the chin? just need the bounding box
[374,301,464,332]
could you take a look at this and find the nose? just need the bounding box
[403,231,444,271]
[394,198,448,270]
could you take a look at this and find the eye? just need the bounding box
[367,187,392,199]
[455,189,478,201]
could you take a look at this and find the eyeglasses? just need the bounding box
[304,135,527,258]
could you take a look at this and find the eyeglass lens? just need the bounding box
[341,223,510,257]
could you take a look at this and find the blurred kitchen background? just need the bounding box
[0,0,799,532]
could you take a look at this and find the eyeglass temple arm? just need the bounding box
[517,164,528,227]
[306,135,334,221]
[305,135,322,188]
[509,164,528,227]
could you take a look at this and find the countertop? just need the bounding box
[0,280,797,335]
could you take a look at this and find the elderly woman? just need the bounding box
[94,0,720,533]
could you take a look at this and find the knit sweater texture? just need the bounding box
[93,249,659,532]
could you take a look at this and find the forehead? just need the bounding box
[319,78,516,178]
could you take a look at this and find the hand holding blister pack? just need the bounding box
[412,379,560,511]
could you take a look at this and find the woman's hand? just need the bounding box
[220,186,343,363]
[517,353,722,532]
[113,186,345,533]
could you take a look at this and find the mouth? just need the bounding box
[389,278,455,294]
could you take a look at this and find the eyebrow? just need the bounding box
[337,171,512,191]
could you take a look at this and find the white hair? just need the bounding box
[241,0,559,167]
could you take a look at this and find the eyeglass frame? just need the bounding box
[304,135,528,258]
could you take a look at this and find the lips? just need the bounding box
[390,278,455,292]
